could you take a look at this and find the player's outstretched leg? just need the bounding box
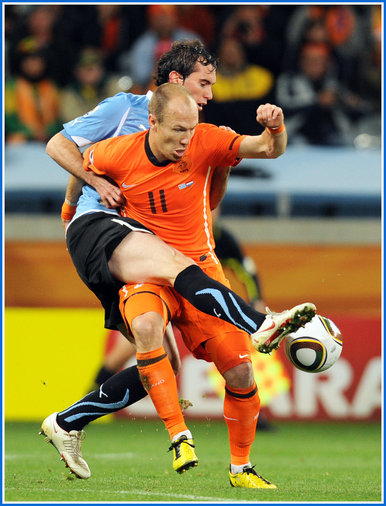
[251,302,316,354]
[39,412,91,479]
[174,266,316,347]
[229,465,277,489]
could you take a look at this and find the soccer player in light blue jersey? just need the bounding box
[47,40,217,225]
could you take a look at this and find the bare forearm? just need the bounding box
[260,126,287,158]
[46,132,93,184]
[65,175,84,205]
[47,132,124,208]
[237,103,287,159]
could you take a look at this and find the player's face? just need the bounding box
[151,98,198,162]
[182,62,216,111]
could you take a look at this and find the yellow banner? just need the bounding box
[4,308,109,421]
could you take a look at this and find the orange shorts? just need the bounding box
[118,258,252,375]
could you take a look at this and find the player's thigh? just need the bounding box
[109,231,195,285]
[176,300,252,375]
[204,329,253,378]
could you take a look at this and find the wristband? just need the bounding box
[61,201,76,221]
[267,123,285,135]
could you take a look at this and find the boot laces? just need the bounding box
[168,436,195,452]
[243,465,271,484]
[63,430,86,456]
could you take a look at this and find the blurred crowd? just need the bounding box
[5,4,381,147]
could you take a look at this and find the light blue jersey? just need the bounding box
[62,91,152,220]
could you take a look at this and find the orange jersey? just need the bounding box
[84,124,245,260]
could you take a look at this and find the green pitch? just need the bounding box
[4,419,382,503]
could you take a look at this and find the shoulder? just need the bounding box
[106,130,146,150]
[195,123,220,135]
[195,123,241,143]
[69,91,149,129]
[128,91,152,108]
[191,124,220,147]
[100,92,147,108]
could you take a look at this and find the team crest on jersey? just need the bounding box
[173,157,192,174]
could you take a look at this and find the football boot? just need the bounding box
[39,412,91,479]
[169,435,198,473]
[252,302,316,354]
[229,465,277,489]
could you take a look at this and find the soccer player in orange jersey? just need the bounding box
[41,42,315,487]
[74,84,315,487]
[81,84,314,348]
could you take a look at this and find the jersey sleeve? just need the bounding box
[197,124,247,167]
[83,139,120,179]
[63,93,134,147]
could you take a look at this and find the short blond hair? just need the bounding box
[148,83,196,123]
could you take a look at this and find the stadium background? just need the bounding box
[4,4,381,425]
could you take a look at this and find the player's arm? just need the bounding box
[210,166,230,210]
[237,103,287,159]
[60,175,83,231]
[209,125,238,210]
[163,323,181,375]
[47,132,124,209]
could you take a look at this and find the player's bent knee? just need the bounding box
[223,361,254,389]
[131,312,164,351]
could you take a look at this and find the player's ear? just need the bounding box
[149,113,157,129]
[169,71,183,84]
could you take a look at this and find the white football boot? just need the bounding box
[252,302,316,354]
[39,412,91,479]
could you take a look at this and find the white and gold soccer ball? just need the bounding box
[284,315,342,373]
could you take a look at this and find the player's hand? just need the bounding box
[62,218,71,233]
[164,323,181,375]
[256,103,284,130]
[87,172,125,209]
[170,351,182,376]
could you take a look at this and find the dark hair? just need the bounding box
[154,39,218,86]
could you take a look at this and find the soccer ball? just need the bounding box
[284,315,342,373]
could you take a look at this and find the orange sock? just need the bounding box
[223,382,260,466]
[136,346,187,439]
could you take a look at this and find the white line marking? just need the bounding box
[5,486,239,502]
[5,452,134,460]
